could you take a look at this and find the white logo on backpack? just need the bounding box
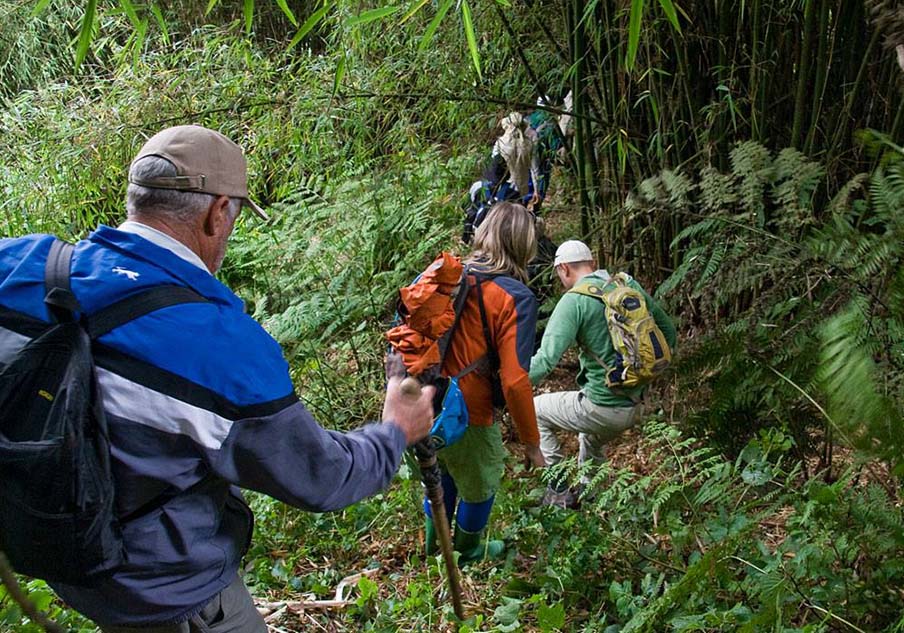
[112,267,140,281]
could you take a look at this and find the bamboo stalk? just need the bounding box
[791,0,816,149]
[804,0,831,155]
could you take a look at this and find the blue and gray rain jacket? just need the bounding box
[0,227,407,626]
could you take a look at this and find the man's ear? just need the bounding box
[202,195,232,237]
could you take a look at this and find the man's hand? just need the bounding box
[523,444,546,469]
[382,355,436,445]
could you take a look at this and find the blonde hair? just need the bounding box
[497,112,534,194]
[466,201,537,283]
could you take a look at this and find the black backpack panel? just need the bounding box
[0,239,208,583]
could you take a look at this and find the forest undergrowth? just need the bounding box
[2,2,903,632]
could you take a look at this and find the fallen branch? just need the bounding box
[256,568,381,616]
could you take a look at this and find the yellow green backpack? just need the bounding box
[569,272,671,390]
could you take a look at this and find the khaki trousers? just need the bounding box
[534,390,638,476]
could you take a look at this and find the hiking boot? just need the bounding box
[453,526,505,565]
[425,516,439,556]
[541,485,580,509]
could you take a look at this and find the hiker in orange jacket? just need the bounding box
[426,201,545,564]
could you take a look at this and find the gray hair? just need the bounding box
[126,156,240,223]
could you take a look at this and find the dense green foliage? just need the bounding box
[1,0,903,631]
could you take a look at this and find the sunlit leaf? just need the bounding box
[75,0,97,69]
[287,2,333,51]
[31,0,52,17]
[626,0,644,71]
[347,6,400,27]
[131,19,147,65]
[149,3,168,46]
[332,52,346,97]
[274,0,298,26]
[657,0,681,33]
[461,0,482,79]
[119,0,141,28]
[204,0,218,16]
[400,0,429,24]
[243,0,254,34]
[419,0,454,52]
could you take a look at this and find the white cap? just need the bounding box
[554,240,593,267]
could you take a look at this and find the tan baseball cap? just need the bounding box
[129,125,269,221]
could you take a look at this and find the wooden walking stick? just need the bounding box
[400,377,466,620]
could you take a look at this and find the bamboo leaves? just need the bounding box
[74,0,97,68]
[627,0,644,71]
[243,0,254,34]
[411,0,483,78]
[626,0,683,71]
[461,0,482,80]
[347,6,401,27]
[287,2,333,51]
[418,0,454,52]
[274,0,297,27]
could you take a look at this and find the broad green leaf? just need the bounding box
[418,0,454,52]
[275,0,298,26]
[626,0,644,71]
[75,0,97,68]
[400,0,429,24]
[347,6,400,26]
[537,600,566,631]
[493,597,522,626]
[287,2,333,51]
[204,0,218,16]
[119,0,141,28]
[657,0,681,33]
[31,0,52,17]
[243,0,254,34]
[461,0,482,79]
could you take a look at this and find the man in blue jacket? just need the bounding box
[0,125,436,632]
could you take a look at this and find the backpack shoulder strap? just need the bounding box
[568,279,610,301]
[566,278,615,374]
[434,265,472,368]
[87,286,209,339]
[568,272,630,301]
[442,267,497,380]
[44,239,80,322]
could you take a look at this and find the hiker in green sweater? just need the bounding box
[529,240,677,508]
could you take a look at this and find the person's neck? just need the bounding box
[128,214,204,262]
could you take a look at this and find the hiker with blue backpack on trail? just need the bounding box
[0,125,436,632]
[529,240,678,509]
[524,95,569,213]
[463,112,540,244]
[387,202,544,565]
[464,94,572,241]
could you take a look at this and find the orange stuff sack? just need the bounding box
[385,252,468,377]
